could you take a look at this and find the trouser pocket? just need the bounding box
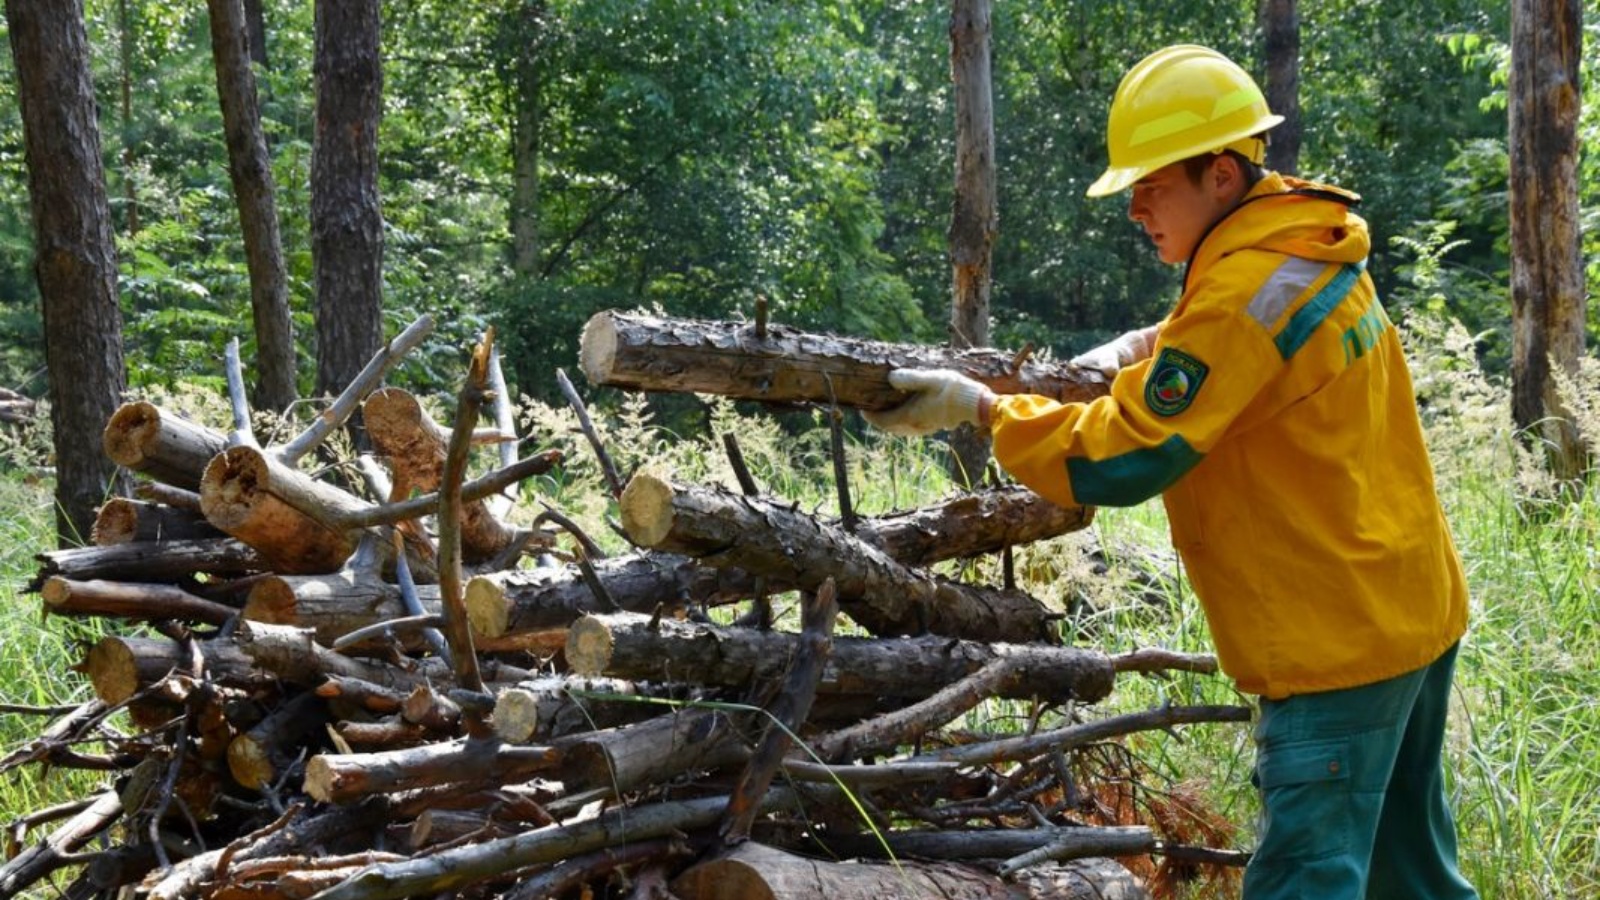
[1252,737,1352,863]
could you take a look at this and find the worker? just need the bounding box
[865,45,1479,899]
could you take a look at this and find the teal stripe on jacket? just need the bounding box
[1274,261,1366,360]
[1067,434,1204,507]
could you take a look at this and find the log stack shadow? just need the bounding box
[4,314,1251,899]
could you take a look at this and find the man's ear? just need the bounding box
[1209,153,1248,202]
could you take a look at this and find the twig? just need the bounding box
[1110,648,1219,675]
[555,367,624,499]
[907,704,1253,766]
[278,314,435,465]
[721,432,760,496]
[812,658,1021,762]
[332,450,562,530]
[486,345,520,516]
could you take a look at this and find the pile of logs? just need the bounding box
[3,311,1251,899]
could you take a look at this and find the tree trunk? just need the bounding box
[5,0,129,545]
[580,311,1107,412]
[208,0,298,413]
[242,0,268,66]
[507,1,545,276]
[947,0,997,486]
[1259,0,1301,175]
[312,0,384,420]
[1509,0,1587,484]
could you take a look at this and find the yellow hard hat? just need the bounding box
[1087,45,1284,198]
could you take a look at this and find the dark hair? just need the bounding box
[1182,149,1266,189]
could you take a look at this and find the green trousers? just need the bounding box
[1242,642,1479,899]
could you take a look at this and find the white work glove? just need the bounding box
[1070,325,1159,378]
[863,369,995,437]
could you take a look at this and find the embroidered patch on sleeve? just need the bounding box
[1144,347,1210,417]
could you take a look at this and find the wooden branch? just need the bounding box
[200,445,373,573]
[92,497,223,546]
[333,449,561,531]
[490,676,671,744]
[580,310,1108,411]
[620,473,1054,642]
[856,484,1091,567]
[310,789,795,900]
[565,611,1115,705]
[303,737,559,805]
[907,704,1253,766]
[0,789,122,898]
[558,707,748,792]
[102,401,229,490]
[1110,648,1219,675]
[436,333,493,706]
[42,577,237,626]
[811,657,1023,762]
[31,539,263,591]
[557,366,624,498]
[227,692,330,791]
[277,313,434,465]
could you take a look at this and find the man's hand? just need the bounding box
[863,369,995,437]
[1070,325,1159,378]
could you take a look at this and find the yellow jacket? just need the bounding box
[991,173,1468,698]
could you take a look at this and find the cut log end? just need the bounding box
[242,577,297,625]
[302,755,343,804]
[84,637,140,706]
[102,401,162,467]
[618,472,675,548]
[578,311,619,386]
[91,498,140,546]
[565,615,616,677]
[40,575,73,610]
[465,575,509,639]
[226,735,274,791]
[200,446,271,530]
[492,687,540,744]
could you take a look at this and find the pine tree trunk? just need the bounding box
[208,0,298,413]
[5,0,129,545]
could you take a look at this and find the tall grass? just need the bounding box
[1,318,1596,897]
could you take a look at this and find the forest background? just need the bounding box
[0,1,1597,898]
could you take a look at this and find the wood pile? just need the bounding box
[3,312,1251,899]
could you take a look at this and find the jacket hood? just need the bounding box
[1185,173,1370,289]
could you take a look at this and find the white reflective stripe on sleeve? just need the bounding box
[1245,257,1331,330]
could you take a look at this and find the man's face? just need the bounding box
[1127,158,1234,265]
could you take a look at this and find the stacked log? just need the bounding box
[3,314,1251,899]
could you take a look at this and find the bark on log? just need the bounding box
[858,484,1091,567]
[490,675,674,744]
[672,841,1146,900]
[31,538,263,590]
[558,707,748,792]
[674,841,1019,899]
[102,401,229,490]
[92,497,223,545]
[82,636,257,706]
[565,612,1114,705]
[620,473,1055,642]
[364,387,516,564]
[228,693,331,791]
[303,737,560,804]
[200,445,372,574]
[803,825,1157,867]
[42,577,238,626]
[580,311,1108,411]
